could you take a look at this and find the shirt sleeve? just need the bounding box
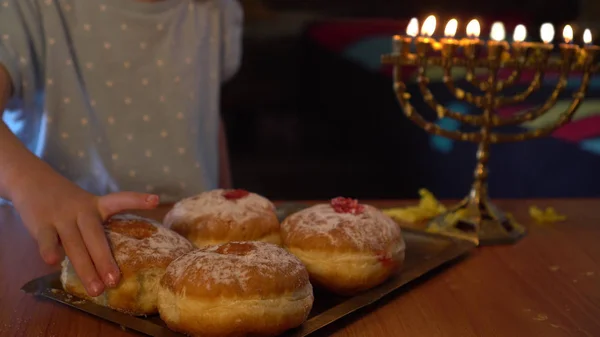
[220,0,243,82]
[0,0,45,102]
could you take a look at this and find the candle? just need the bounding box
[511,24,530,54]
[583,29,593,45]
[540,23,555,44]
[490,22,506,42]
[558,24,578,62]
[393,18,419,54]
[466,19,481,40]
[488,22,508,61]
[407,17,419,38]
[538,23,555,51]
[582,28,600,59]
[441,18,459,57]
[462,19,483,57]
[561,25,577,49]
[418,15,437,42]
[444,19,458,40]
[416,15,436,55]
[513,24,527,43]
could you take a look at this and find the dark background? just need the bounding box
[221,0,599,200]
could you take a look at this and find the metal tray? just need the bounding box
[22,226,474,337]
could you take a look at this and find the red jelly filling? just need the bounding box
[330,197,365,215]
[377,253,395,268]
[223,189,250,200]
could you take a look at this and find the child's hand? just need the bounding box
[11,175,159,298]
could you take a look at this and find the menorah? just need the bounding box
[382,16,600,245]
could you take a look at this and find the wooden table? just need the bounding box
[1,199,600,337]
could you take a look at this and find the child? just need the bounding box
[0,0,242,298]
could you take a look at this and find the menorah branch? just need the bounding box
[496,69,523,91]
[419,75,481,121]
[495,71,544,107]
[494,46,544,91]
[464,63,488,91]
[490,70,592,143]
[442,66,486,111]
[417,60,485,125]
[491,68,569,126]
[494,50,555,109]
[392,68,481,142]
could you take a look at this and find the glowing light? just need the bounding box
[466,19,480,38]
[584,29,593,44]
[490,22,505,41]
[421,15,437,37]
[406,18,419,37]
[563,25,573,43]
[513,24,527,42]
[444,19,458,38]
[540,23,555,43]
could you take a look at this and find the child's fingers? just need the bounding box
[36,226,63,265]
[55,222,105,297]
[77,212,120,288]
[97,193,159,219]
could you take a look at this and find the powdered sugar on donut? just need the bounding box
[163,189,276,226]
[165,241,305,293]
[107,214,194,271]
[281,204,401,251]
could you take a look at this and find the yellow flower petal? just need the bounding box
[529,206,566,224]
[383,189,446,224]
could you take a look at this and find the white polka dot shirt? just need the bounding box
[0,0,243,203]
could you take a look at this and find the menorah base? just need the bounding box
[425,197,527,246]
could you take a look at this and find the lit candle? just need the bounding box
[489,22,508,49]
[584,29,593,45]
[561,25,576,49]
[511,24,530,54]
[462,19,483,57]
[513,24,527,43]
[415,15,436,54]
[466,19,481,40]
[443,19,458,42]
[488,22,508,61]
[440,18,459,57]
[392,18,419,54]
[540,23,555,44]
[583,28,600,54]
[538,23,555,51]
[407,17,419,38]
[419,15,436,41]
[558,24,579,62]
[490,22,506,42]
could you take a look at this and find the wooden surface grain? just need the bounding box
[1,199,599,337]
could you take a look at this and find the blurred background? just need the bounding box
[221,0,600,200]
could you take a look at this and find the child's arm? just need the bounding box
[0,66,159,297]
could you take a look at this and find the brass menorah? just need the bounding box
[382,16,600,245]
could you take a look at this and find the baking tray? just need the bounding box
[22,206,476,337]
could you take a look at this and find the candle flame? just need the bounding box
[466,19,480,38]
[513,24,527,42]
[563,25,573,43]
[406,18,419,37]
[444,19,458,38]
[584,28,593,44]
[490,22,505,41]
[421,15,436,37]
[540,23,555,43]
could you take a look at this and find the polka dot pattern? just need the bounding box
[1,0,243,202]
